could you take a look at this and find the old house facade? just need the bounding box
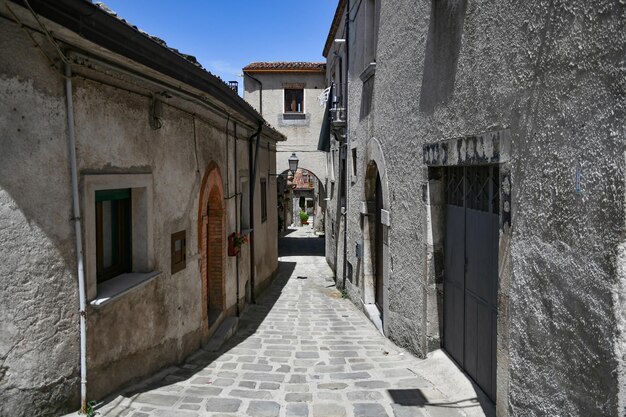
[321,0,626,416]
[0,1,284,416]
[243,62,327,231]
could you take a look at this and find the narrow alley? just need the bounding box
[92,227,493,417]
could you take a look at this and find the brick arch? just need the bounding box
[198,162,225,334]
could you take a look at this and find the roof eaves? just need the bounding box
[11,0,285,140]
[323,0,347,58]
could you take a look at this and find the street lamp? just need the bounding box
[288,152,299,174]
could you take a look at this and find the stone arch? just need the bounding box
[279,167,326,230]
[363,137,390,335]
[198,162,225,336]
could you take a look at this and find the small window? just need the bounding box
[284,89,304,113]
[171,230,186,274]
[260,178,267,223]
[352,148,358,177]
[241,178,250,230]
[95,189,132,283]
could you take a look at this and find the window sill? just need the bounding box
[282,113,306,120]
[90,271,161,309]
[359,62,376,82]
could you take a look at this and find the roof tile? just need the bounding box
[243,62,326,72]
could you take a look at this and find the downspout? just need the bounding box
[64,62,88,413]
[248,122,263,303]
[244,72,263,116]
[228,117,241,318]
[342,0,350,290]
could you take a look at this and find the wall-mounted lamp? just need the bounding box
[288,152,299,174]
[269,153,299,182]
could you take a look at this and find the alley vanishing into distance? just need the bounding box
[92,227,493,417]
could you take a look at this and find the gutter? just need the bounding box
[341,0,350,290]
[9,0,264,125]
[243,69,325,74]
[64,62,88,413]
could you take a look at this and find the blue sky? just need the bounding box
[103,0,337,94]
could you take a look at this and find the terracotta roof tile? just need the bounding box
[243,62,326,72]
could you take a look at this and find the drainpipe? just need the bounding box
[230,119,241,317]
[244,72,263,116]
[64,62,88,413]
[341,0,350,290]
[247,122,263,303]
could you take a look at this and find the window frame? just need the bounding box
[95,189,132,283]
[260,178,268,223]
[284,88,305,113]
[83,174,155,302]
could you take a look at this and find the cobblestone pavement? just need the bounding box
[95,227,493,417]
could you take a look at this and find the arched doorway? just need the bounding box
[198,162,225,337]
[374,172,384,311]
[363,156,389,333]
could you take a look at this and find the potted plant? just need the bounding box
[228,232,248,256]
[299,210,309,225]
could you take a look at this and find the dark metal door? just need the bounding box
[443,166,498,402]
[375,174,384,312]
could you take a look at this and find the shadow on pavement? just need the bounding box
[103,260,297,411]
[278,232,325,258]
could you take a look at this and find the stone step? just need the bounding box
[204,316,239,352]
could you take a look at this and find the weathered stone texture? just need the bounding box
[0,20,80,417]
[326,0,626,415]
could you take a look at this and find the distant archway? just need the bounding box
[278,167,326,230]
[198,162,225,339]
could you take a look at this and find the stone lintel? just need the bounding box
[423,128,511,167]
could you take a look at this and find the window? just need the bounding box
[284,89,304,113]
[84,174,156,305]
[260,178,267,223]
[352,147,358,179]
[96,189,132,283]
[171,230,186,274]
[241,177,250,230]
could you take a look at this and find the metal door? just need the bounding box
[443,166,498,402]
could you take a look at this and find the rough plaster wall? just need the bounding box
[372,0,429,357]
[254,141,279,291]
[373,0,626,415]
[324,141,340,275]
[1,16,276,412]
[502,2,625,414]
[0,23,80,416]
[617,238,626,416]
[72,79,210,398]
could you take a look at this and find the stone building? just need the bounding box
[0,1,284,416]
[243,62,327,231]
[320,0,626,416]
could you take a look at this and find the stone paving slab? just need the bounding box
[76,227,493,417]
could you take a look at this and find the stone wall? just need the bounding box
[324,0,626,415]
